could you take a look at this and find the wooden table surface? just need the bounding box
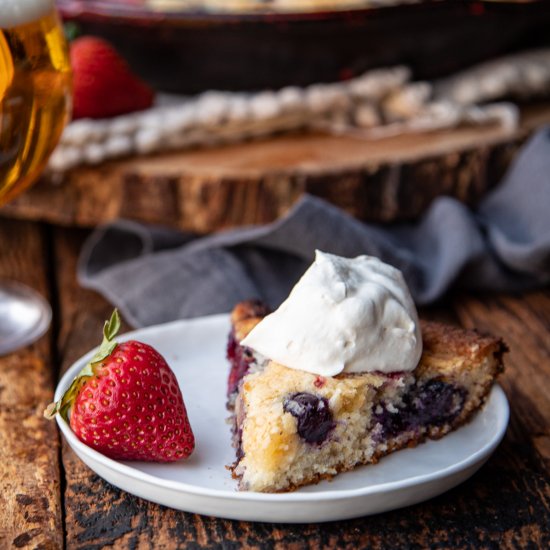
[1,217,549,549]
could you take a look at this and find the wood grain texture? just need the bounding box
[0,220,63,550]
[51,227,550,548]
[451,291,550,548]
[3,104,550,234]
[453,292,550,467]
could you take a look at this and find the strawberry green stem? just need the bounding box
[44,310,121,421]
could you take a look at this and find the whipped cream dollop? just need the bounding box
[241,251,422,376]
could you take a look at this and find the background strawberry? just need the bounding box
[46,311,194,462]
[70,36,155,120]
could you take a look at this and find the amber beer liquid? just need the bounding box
[0,0,71,204]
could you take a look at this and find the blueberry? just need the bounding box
[413,380,466,426]
[283,392,336,445]
[374,379,467,438]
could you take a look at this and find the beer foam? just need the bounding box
[0,0,54,28]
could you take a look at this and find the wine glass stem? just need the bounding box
[0,279,51,355]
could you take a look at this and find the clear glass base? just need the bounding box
[0,280,52,356]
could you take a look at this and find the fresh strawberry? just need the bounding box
[45,310,194,462]
[70,36,154,119]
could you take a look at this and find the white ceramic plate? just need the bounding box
[55,314,509,523]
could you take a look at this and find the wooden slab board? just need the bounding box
[3,103,550,234]
[0,220,63,550]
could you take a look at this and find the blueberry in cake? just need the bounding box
[226,252,506,492]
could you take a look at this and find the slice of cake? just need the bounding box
[226,252,506,492]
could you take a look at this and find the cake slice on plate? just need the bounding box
[226,252,506,493]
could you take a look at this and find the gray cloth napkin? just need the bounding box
[78,127,550,328]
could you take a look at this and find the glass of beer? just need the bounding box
[1,0,71,354]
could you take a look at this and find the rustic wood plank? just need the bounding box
[3,104,550,234]
[53,225,549,547]
[453,292,550,468]
[450,291,550,548]
[0,219,63,550]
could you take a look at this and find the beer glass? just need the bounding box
[1,0,71,354]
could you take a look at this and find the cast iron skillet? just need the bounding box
[57,0,550,93]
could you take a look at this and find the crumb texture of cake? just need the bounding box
[233,363,393,492]
[228,301,506,493]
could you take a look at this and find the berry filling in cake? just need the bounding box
[372,379,467,440]
[226,331,256,398]
[283,392,336,445]
[226,299,271,406]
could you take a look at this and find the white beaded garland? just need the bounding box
[48,49,550,172]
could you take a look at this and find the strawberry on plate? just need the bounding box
[70,36,155,120]
[45,311,194,462]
